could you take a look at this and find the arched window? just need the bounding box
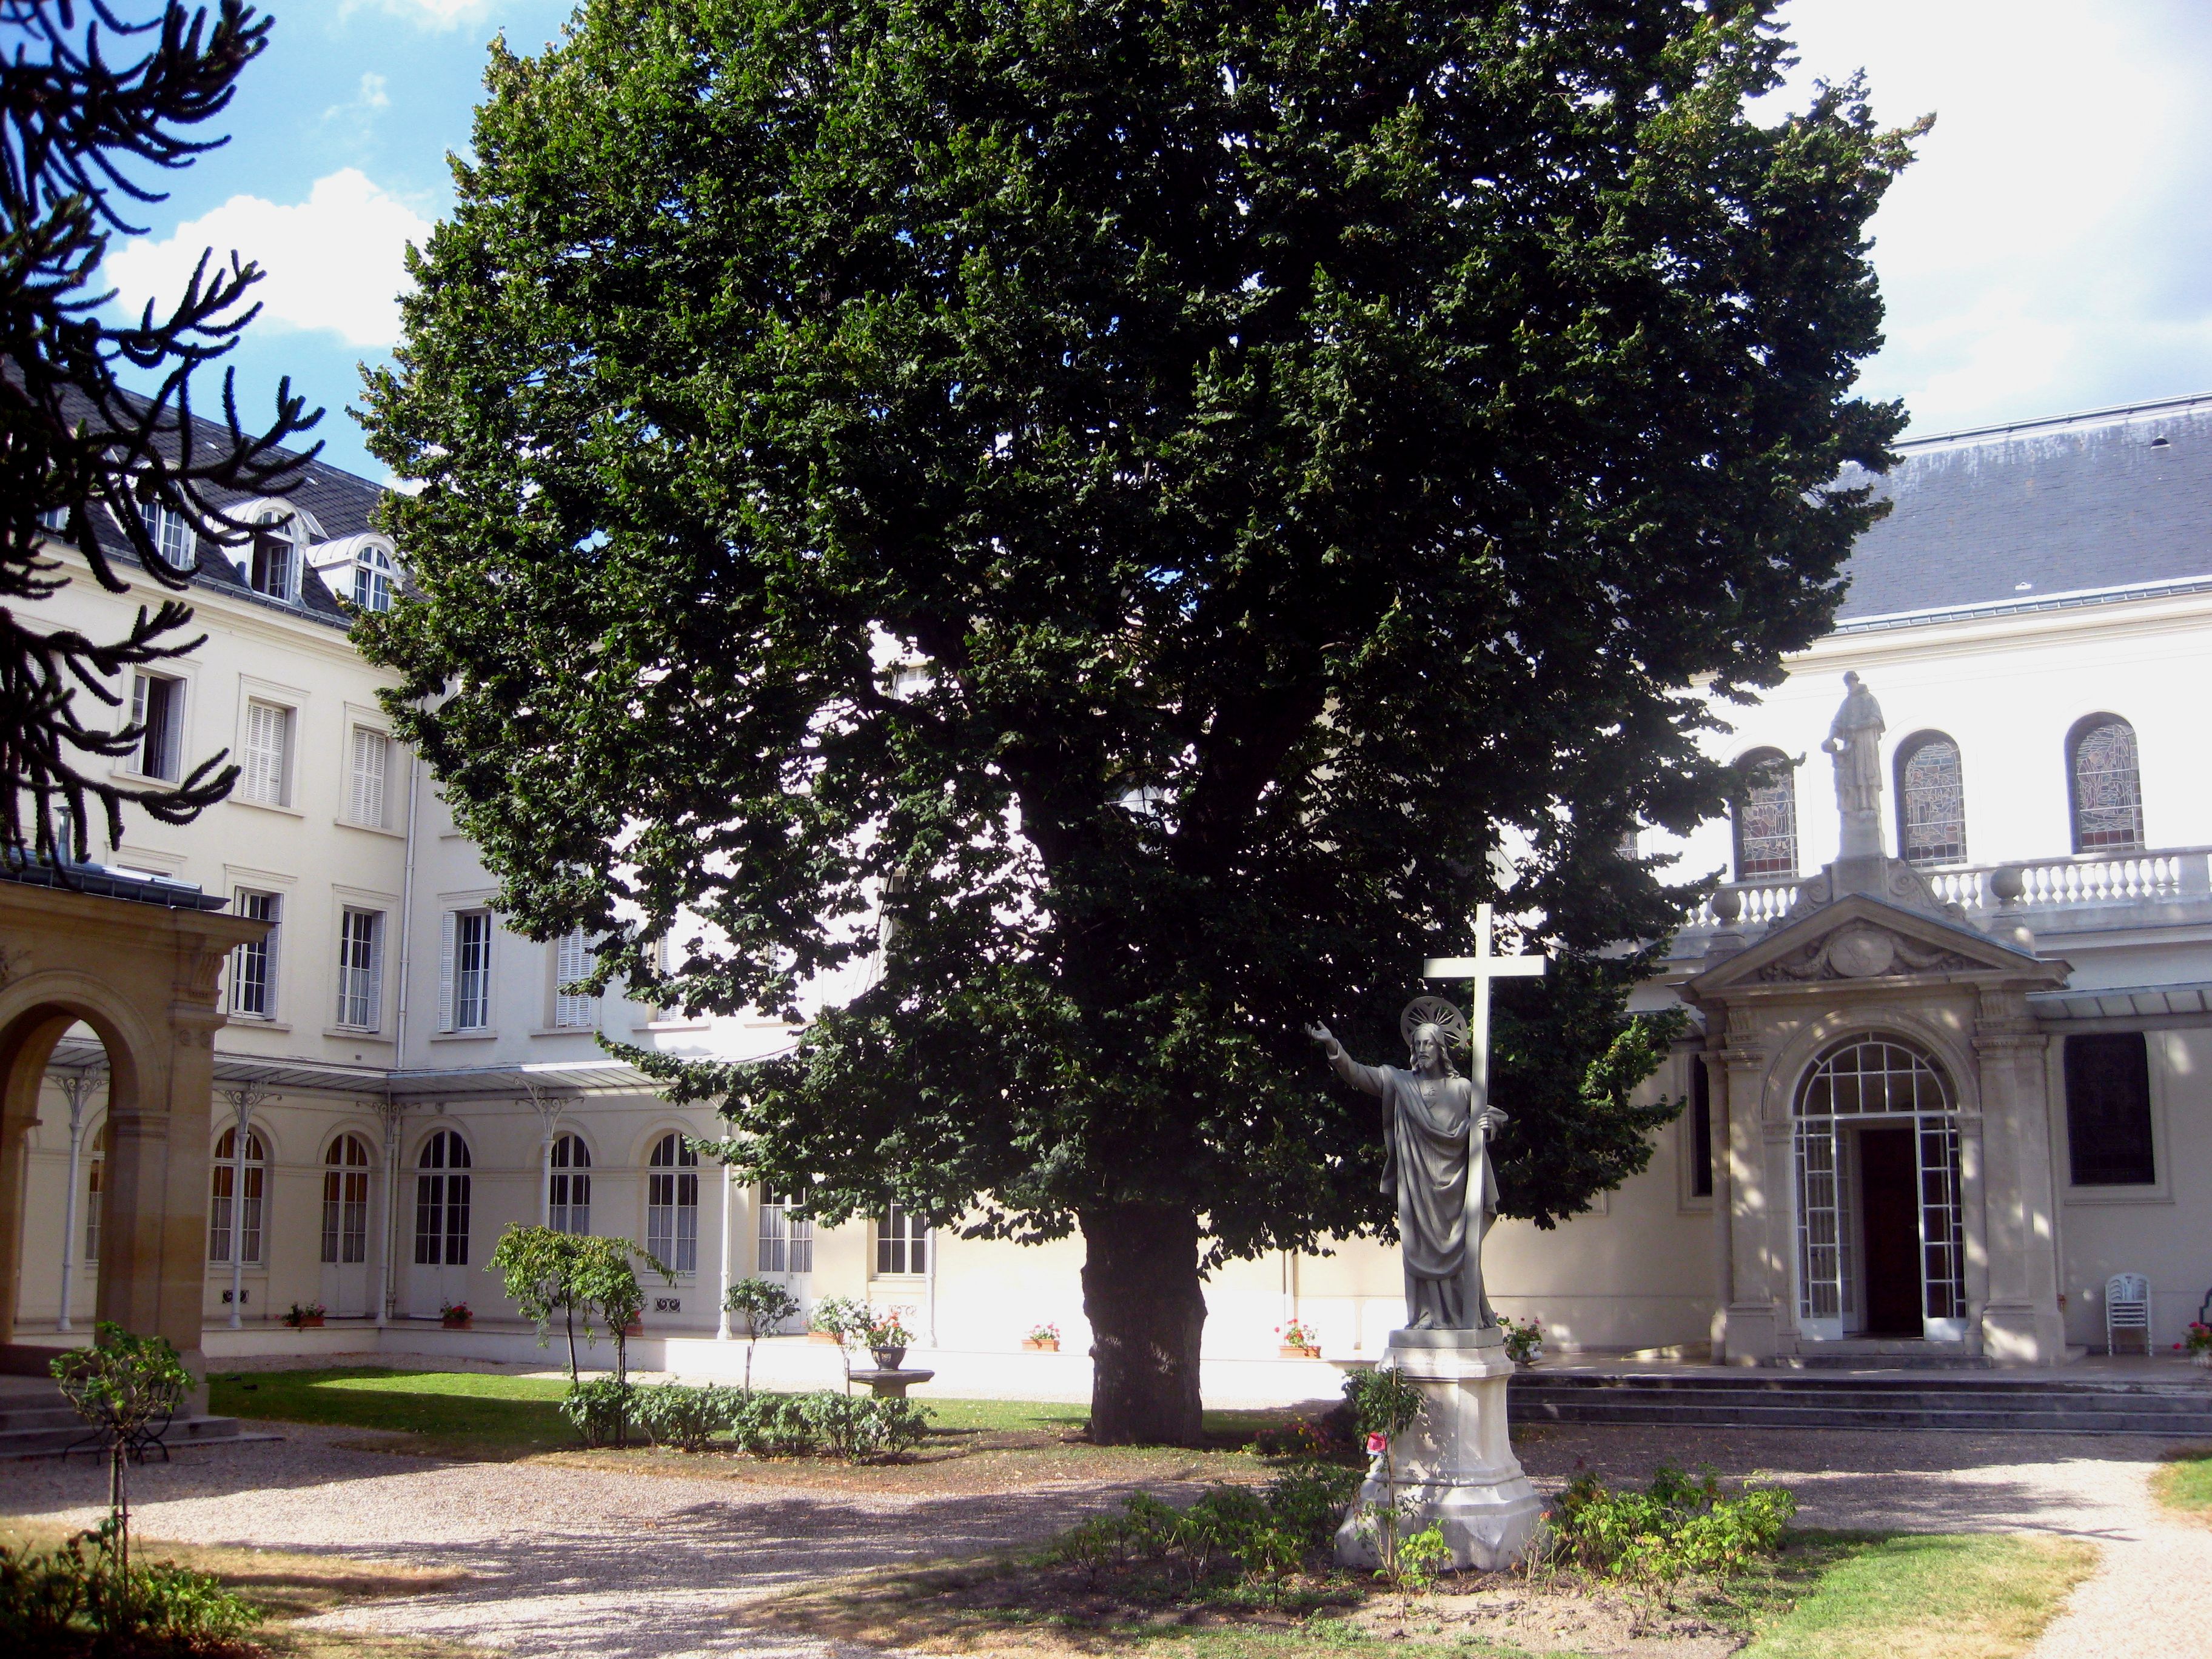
[414,1130,472,1266]
[321,1134,373,1265]
[209,1127,269,1265]
[1732,748,1798,879]
[353,544,395,613]
[1895,734,1968,866]
[84,1122,107,1261]
[2070,716,2144,852]
[549,1133,592,1235]
[646,1133,699,1274]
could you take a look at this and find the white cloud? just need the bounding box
[351,0,494,28]
[1769,0,2212,433]
[323,72,391,125]
[103,169,432,349]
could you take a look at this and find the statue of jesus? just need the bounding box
[1306,1007,1505,1330]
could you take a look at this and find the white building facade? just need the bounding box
[14,393,2212,1386]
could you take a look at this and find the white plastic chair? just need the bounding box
[2106,1273,2151,1356]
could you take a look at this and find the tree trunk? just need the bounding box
[1081,1204,1207,1446]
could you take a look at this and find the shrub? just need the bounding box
[1395,1523,1453,1591]
[796,1390,932,1461]
[1263,1462,1363,1550]
[1250,1416,1343,1459]
[0,1521,261,1655]
[1541,1463,1795,1589]
[561,1376,637,1447]
[631,1382,743,1451]
[726,1390,816,1457]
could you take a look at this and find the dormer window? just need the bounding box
[249,520,297,601]
[139,500,195,570]
[353,544,395,612]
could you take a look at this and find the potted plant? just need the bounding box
[440,1300,473,1330]
[1277,1320,1321,1359]
[283,1301,327,1329]
[1499,1313,1544,1366]
[1022,1322,1061,1352]
[2179,1322,2212,1369]
[865,1310,913,1370]
[809,1294,866,1346]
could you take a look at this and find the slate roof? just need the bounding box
[1834,393,2212,624]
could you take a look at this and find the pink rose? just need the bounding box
[1366,1432,1389,1453]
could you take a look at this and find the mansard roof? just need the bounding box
[1835,392,2212,624]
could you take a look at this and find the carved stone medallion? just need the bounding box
[1826,927,1895,978]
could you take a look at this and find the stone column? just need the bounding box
[716,1162,734,1339]
[1718,1007,1781,1361]
[0,1014,68,1352]
[1972,990,2065,1362]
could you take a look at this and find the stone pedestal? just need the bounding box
[1333,1328,1541,1572]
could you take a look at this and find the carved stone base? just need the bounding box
[1333,1328,1542,1572]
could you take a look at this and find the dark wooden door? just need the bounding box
[1859,1127,1922,1336]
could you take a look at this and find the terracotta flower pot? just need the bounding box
[442,1315,472,1330]
[300,1315,324,1328]
[808,1330,842,1345]
[1022,1338,1059,1352]
[1279,1344,1321,1359]
[623,1317,644,1338]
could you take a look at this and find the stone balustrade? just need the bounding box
[1681,845,2212,937]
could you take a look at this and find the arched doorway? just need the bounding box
[1795,1035,1968,1342]
[320,1133,375,1317]
[0,876,263,1378]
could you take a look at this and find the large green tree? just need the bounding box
[360,0,1914,1443]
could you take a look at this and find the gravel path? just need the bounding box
[1,1419,2205,1656]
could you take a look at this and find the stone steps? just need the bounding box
[1507,1372,2212,1436]
[0,1384,258,1461]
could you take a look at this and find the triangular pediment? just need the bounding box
[1686,893,2066,998]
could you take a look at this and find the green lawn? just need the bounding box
[1744,1532,2096,1658]
[206,1367,1305,1464]
[2153,1444,2212,1513]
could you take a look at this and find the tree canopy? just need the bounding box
[0,0,320,862]
[361,0,1915,1441]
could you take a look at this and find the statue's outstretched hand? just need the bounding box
[1304,1021,1335,1048]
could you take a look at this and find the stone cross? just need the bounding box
[1423,903,1549,1098]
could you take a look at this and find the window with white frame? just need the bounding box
[876,1203,930,1276]
[230,890,280,1018]
[441,909,493,1031]
[552,929,596,1028]
[354,544,395,612]
[347,726,390,827]
[249,521,297,600]
[321,1134,372,1264]
[414,1129,471,1265]
[139,498,195,569]
[548,1133,591,1234]
[240,700,292,805]
[336,908,383,1030]
[646,1132,700,1274]
[208,1127,267,1264]
[757,1187,813,1276]
[130,672,183,782]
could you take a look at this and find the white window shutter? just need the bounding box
[264,893,281,1014]
[554,929,593,1028]
[243,702,289,805]
[437,910,455,1031]
[350,728,388,826]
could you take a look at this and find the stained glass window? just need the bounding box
[1898,736,1967,866]
[1732,750,1798,878]
[2071,719,2144,852]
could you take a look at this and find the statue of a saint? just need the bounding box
[1822,671,1885,818]
[1306,1001,1504,1330]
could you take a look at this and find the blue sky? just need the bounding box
[95,0,2212,485]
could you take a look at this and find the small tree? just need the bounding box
[1344,1367,1427,1583]
[571,1235,671,1385]
[488,1223,591,1381]
[722,1276,800,1393]
[50,1323,192,1589]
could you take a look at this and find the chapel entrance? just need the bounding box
[1794,1035,1968,1343]
[1856,1126,1923,1336]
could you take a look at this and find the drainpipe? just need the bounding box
[376,1100,403,1328]
[394,751,420,1066]
[716,1162,734,1339]
[55,1068,102,1332]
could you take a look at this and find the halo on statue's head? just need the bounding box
[1401,995,1469,1057]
